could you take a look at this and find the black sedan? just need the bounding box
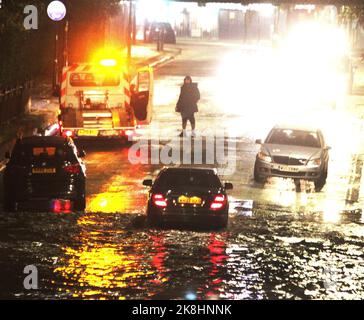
[3,136,86,212]
[143,167,233,228]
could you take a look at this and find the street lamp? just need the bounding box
[47,0,67,95]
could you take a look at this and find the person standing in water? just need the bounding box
[176,76,200,137]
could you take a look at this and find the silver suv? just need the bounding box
[254,125,330,191]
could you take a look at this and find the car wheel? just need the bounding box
[219,216,228,229]
[314,169,328,192]
[74,182,86,211]
[254,161,264,183]
[294,179,301,192]
[147,213,162,228]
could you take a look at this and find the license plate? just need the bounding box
[178,195,202,205]
[78,129,99,136]
[272,164,299,172]
[32,168,56,174]
[100,130,119,136]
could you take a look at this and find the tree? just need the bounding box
[0,0,121,86]
[338,5,364,47]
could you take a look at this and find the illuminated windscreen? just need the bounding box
[70,73,120,87]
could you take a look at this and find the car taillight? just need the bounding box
[62,130,73,138]
[210,194,226,211]
[53,199,72,213]
[152,194,167,208]
[63,164,81,174]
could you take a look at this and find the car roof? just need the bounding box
[15,136,72,146]
[273,124,320,132]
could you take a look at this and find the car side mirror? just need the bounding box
[78,150,86,158]
[143,179,153,187]
[5,151,10,159]
[224,182,233,190]
[255,139,262,144]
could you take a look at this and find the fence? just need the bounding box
[0,82,31,126]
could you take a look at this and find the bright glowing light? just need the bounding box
[100,199,108,208]
[100,59,117,67]
[322,200,341,223]
[277,21,351,109]
[137,0,168,23]
[185,292,197,300]
[63,130,73,137]
[91,47,124,68]
[47,1,67,21]
[125,130,134,136]
[217,21,351,135]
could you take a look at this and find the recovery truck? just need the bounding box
[58,58,153,140]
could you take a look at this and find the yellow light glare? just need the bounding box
[100,59,117,67]
[91,47,124,69]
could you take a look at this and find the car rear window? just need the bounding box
[155,170,222,189]
[32,147,56,157]
[266,129,321,148]
[10,144,77,165]
[70,72,120,87]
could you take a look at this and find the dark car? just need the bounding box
[3,136,86,212]
[146,22,176,44]
[143,167,233,228]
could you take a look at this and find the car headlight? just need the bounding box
[308,158,321,167]
[258,151,272,163]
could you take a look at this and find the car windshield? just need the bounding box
[155,170,222,189]
[266,129,321,148]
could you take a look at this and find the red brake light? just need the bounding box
[53,199,72,213]
[54,200,61,213]
[210,194,226,211]
[63,164,81,174]
[152,194,167,208]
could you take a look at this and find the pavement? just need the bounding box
[1,40,364,299]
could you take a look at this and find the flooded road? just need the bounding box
[1,209,364,299]
[1,41,364,299]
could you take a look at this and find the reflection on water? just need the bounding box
[2,209,364,299]
[86,155,148,213]
[55,214,153,299]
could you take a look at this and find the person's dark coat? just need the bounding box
[176,83,200,117]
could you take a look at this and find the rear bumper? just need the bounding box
[148,207,228,226]
[255,159,323,180]
[62,127,135,140]
[14,198,75,212]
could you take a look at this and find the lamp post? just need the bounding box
[127,0,133,66]
[53,24,59,95]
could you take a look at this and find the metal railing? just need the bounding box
[0,82,31,126]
